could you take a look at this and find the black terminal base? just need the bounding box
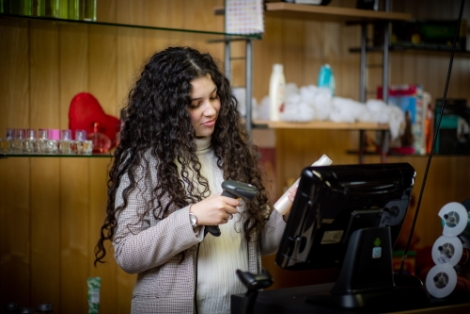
[305,283,430,312]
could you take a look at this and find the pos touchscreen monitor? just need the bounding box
[275,162,429,310]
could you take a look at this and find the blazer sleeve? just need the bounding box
[112,155,204,274]
[259,209,286,256]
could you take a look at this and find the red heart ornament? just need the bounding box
[68,92,120,145]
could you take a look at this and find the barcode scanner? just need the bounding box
[205,180,258,237]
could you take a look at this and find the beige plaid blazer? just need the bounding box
[113,154,286,313]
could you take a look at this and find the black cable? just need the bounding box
[399,0,466,276]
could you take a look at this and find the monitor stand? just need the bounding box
[305,227,430,312]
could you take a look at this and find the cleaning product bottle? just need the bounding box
[269,64,286,121]
[318,64,335,96]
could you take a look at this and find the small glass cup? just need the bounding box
[59,129,74,154]
[12,128,25,153]
[80,0,96,21]
[46,129,60,154]
[76,129,92,154]
[37,129,48,154]
[44,0,60,18]
[0,128,14,153]
[24,129,37,154]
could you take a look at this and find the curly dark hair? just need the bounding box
[94,46,271,265]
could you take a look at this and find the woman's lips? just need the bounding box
[203,120,216,127]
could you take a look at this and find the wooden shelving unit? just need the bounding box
[254,120,389,130]
[262,2,412,164]
[217,1,409,162]
[263,2,412,22]
[216,1,412,129]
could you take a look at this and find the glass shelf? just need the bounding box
[0,153,113,159]
[349,45,470,54]
[0,13,262,40]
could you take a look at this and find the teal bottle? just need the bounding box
[317,64,335,96]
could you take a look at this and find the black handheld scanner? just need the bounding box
[205,180,258,237]
[221,180,258,199]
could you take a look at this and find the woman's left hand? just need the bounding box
[281,186,298,222]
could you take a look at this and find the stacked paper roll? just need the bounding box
[425,263,458,298]
[439,202,470,237]
[431,235,466,267]
[425,202,470,298]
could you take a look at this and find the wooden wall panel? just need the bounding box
[89,25,118,116]
[142,0,172,66]
[88,158,118,314]
[29,20,61,309]
[60,159,90,313]
[30,158,61,309]
[59,23,89,313]
[0,19,30,129]
[115,1,146,310]
[337,24,361,100]
[0,18,31,307]
[381,155,470,251]
[282,18,305,87]
[88,2,120,312]
[273,128,368,194]
[97,0,116,24]
[116,0,144,117]
[253,16,284,101]
[0,159,31,305]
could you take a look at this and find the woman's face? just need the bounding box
[188,73,220,138]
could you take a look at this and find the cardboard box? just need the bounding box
[377,84,426,154]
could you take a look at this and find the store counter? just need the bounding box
[231,282,470,314]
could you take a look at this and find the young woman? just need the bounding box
[94,46,287,314]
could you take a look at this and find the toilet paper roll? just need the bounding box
[425,263,458,298]
[439,202,470,237]
[431,235,463,266]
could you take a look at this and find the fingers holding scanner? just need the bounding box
[190,193,240,226]
[191,180,258,239]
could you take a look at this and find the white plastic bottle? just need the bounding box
[269,64,286,121]
[274,154,333,215]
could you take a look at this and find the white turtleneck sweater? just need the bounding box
[192,137,249,314]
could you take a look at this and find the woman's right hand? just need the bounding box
[189,193,241,226]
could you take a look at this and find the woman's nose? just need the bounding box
[203,101,216,116]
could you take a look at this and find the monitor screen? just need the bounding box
[276,162,415,270]
[276,163,440,312]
